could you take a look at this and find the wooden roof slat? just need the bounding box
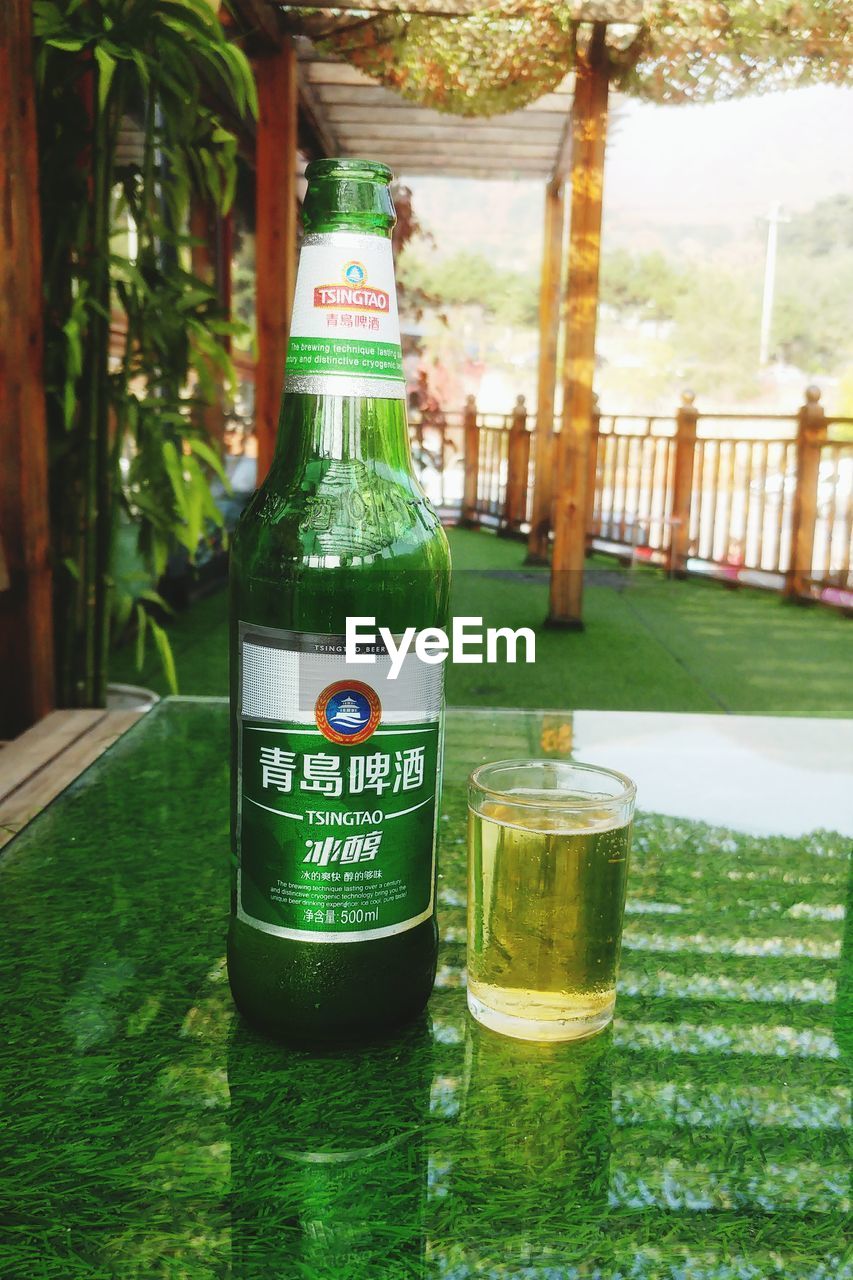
[303,61,385,88]
[286,40,578,180]
[312,82,573,113]
[336,124,565,145]
[339,140,558,159]
[304,60,575,102]
[361,158,548,176]
[392,163,548,178]
[323,104,565,130]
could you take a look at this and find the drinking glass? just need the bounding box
[467,759,636,1042]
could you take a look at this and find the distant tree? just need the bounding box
[398,249,538,326]
[784,194,853,256]
[600,250,686,320]
[773,255,853,371]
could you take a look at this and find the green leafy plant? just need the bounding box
[33,0,256,703]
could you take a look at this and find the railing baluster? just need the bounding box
[639,435,654,550]
[753,441,769,570]
[604,428,615,541]
[720,440,738,568]
[710,440,725,563]
[615,434,629,544]
[776,442,793,574]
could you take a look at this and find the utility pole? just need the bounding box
[759,202,788,367]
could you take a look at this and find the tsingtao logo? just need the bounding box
[313,260,390,313]
[344,261,366,285]
[315,680,381,746]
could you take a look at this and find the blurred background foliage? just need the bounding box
[398,192,853,411]
[33,0,256,704]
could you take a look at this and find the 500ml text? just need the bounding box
[346,616,535,681]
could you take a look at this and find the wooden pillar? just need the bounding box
[584,391,602,550]
[786,385,827,600]
[0,0,54,736]
[547,24,609,629]
[254,38,297,481]
[460,394,480,527]
[502,396,531,535]
[527,180,565,564]
[668,390,699,576]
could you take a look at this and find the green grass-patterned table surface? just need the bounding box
[1,701,850,1280]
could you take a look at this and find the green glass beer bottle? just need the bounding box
[228,159,451,1041]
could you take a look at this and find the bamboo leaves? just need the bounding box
[94,46,116,109]
[34,0,257,705]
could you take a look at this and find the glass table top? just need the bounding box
[1,700,850,1279]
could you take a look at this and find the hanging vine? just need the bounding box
[290,1,853,117]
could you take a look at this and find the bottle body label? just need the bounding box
[236,623,442,942]
[285,232,405,400]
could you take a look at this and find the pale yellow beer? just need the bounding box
[467,760,635,1041]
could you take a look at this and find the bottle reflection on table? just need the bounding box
[432,1020,613,1275]
[228,1017,433,1279]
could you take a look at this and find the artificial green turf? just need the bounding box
[110,528,852,717]
[3,699,849,1275]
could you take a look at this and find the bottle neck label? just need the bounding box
[285,232,405,400]
[235,622,443,942]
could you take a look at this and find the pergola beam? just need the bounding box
[547,23,609,628]
[230,0,286,50]
[0,0,54,735]
[297,62,340,156]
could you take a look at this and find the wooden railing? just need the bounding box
[415,391,853,605]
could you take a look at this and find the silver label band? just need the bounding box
[284,373,406,400]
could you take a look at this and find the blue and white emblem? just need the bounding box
[344,261,366,285]
[315,681,381,745]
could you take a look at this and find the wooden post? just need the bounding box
[584,391,601,550]
[0,0,55,736]
[254,37,297,481]
[786,385,827,600]
[668,390,699,576]
[547,24,609,629]
[502,396,531,535]
[526,180,565,564]
[460,395,480,527]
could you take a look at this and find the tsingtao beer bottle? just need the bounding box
[228,159,451,1040]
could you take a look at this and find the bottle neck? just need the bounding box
[272,223,412,477]
[283,228,405,401]
[273,391,413,473]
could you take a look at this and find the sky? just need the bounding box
[401,85,853,268]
